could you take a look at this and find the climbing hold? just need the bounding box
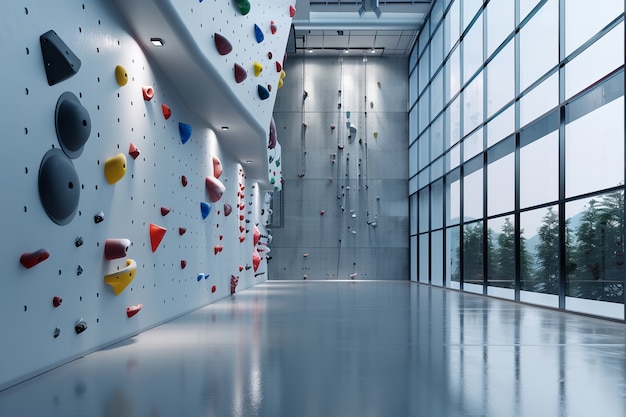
[239,215,245,221]
[75,237,84,247]
[268,52,273,59]
[55,91,91,159]
[224,203,233,216]
[212,155,223,179]
[104,238,131,260]
[270,21,277,34]
[275,158,281,167]
[142,86,154,101]
[53,328,61,338]
[280,70,286,80]
[239,236,246,243]
[277,78,284,89]
[253,225,261,246]
[197,273,205,282]
[258,85,270,100]
[162,103,172,119]
[115,65,129,86]
[201,202,211,219]
[239,225,245,232]
[214,33,233,55]
[128,142,140,159]
[230,275,239,295]
[254,62,263,77]
[206,176,226,202]
[269,117,277,149]
[350,273,357,279]
[276,61,282,72]
[239,265,244,272]
[320,210,325,215]
[104,258,137,295]
[181,260,187,269]
[270,177,275,184]
[373,132,378,139]
[181,175,188,187]
[19,249,50,269]
[126,304,142,318]
[290,5,296,17]
[75,319,87,334]
[219,235,223,240]
[254,24,264,43]
[77,265,83,276]
[212,285,216,293]
[252,250,261,272]
[236,0,250,15]
[39,30,81,86]
[104,153,127,185]
[94,211,105,223]
[179,122,192,144]
[214,245,223,255]
[160,207,171,216]
[149,224,167,252]
[234,63,247,83]
[38,149,80,225]
[179,227,187,236]
[52,296,63,307]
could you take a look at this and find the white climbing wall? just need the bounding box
[0,0,289,390]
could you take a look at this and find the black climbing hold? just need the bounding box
[74,319,87,334]
[94,211,104,223]
[55,92,91,159]
[40,30,81,86]
[38,149,80,225]
[53,327,61,338]
[77,265,83,276]
[75,237,84,247]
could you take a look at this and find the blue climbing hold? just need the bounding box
[254,24,264,43]
[201,202,211,219]
[258,85,270,100]
[197,273,205,282]
[179,122,192,144]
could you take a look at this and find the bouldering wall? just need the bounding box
[0,0,290,390]
[270,56,409,280]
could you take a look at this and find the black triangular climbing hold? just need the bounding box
[40,30,81,86]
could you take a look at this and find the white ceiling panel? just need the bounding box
[348,35,376,48]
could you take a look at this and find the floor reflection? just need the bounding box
[1,281,625,416]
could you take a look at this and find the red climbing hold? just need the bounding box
[239,265,244,272]
[126,304,142,318]
[149,223,167,252]
[214,245,223,255]
[52,296,63,307]
[224,203,233,216]
[214,33,233,55]
[239,215,244,221]
[181,175,188,187]
[276,61,282,72]
[206,176,226,202]
[142,86,154,101]
[161,207,171,216]
[253,225,261,246]
[181,260,187,269]
[104,238,130,260]
[20,249,50,269]
[252,249,261,272]
[179,227,187,236]
[128,143,140,159]
[239,203,245,211]
[239,226,245,233]
[234,63,247,84]
[212,155,223,179]
[239,236,246,243]
[290,5,296,17]
[162,103,172,120]
[212,285,217,293]
[219,235,223,240]
[270,21,277,34]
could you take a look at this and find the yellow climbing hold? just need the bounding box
[254,62,263,77]
[277,78,284,89]
[104,153,127,184]
[104,259,137,296]
[115,65,128,87]
[280,70,286,80]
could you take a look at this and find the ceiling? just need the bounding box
[288,0,433,56]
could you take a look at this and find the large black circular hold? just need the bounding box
[55,91,91,159]
[38,148,80,225]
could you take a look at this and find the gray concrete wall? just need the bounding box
[270,56,409,280]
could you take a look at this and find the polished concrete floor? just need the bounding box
[1,281,626,416]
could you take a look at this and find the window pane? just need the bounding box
[520,131,559,208]
[431,24,444,75]
[409,142,418,176]
[431,69,444,117]
[519,0,558,91]
[431,230,444,286]
[463,127,483,162]
[419,187,430,232]
[411,235,418,281]
[463,72,484,135]
[463,15,484,84]
[520,0,541,23]
[447,171,461,225]
[409,106,418,143]
[419,20,430,55]
[409,68,418,106]
[520,205,560,294]
[487,104,515,147]
[566,22,624,100]
[464,166,483,221]
[432,179,444,230]
[566,192,625,303]
[431,114,444,160]
[420,169,430,189]
[565,0,624,55]
[446,143,461,172]
[488,216,516,289]
[419,234,430,283]
[419,51,430,94]
[446,46,461,103]
[463,221,484,286]
[419,129,430,170]
[431,157,444,181]
[486,0,514,57]
[520,72,558,127]
[447,94,462,147]
[446,225,461,286]
[488,152,515,216]
[431,0,444,30]
[463,0,482,31]
[410,43,418,69]
[446,0,460,52]
[565,97,625,198]
[487,40,515,118]
[410,193,418,235]
[419,88,430,134]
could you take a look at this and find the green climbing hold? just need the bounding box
[236,0,250,15]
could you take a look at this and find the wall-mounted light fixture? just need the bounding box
[221,126,229,131]
[150,38,164,46]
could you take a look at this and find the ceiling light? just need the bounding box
[370,48,376,54]
[245,160,253,164]
[344,49,350,53]
[308,49,313,53]
[221,126,229,131]
[150,38,164,46]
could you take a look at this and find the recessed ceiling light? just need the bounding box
[308,49,313,53]
[150,38,164,46]
[221,126,229,131]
